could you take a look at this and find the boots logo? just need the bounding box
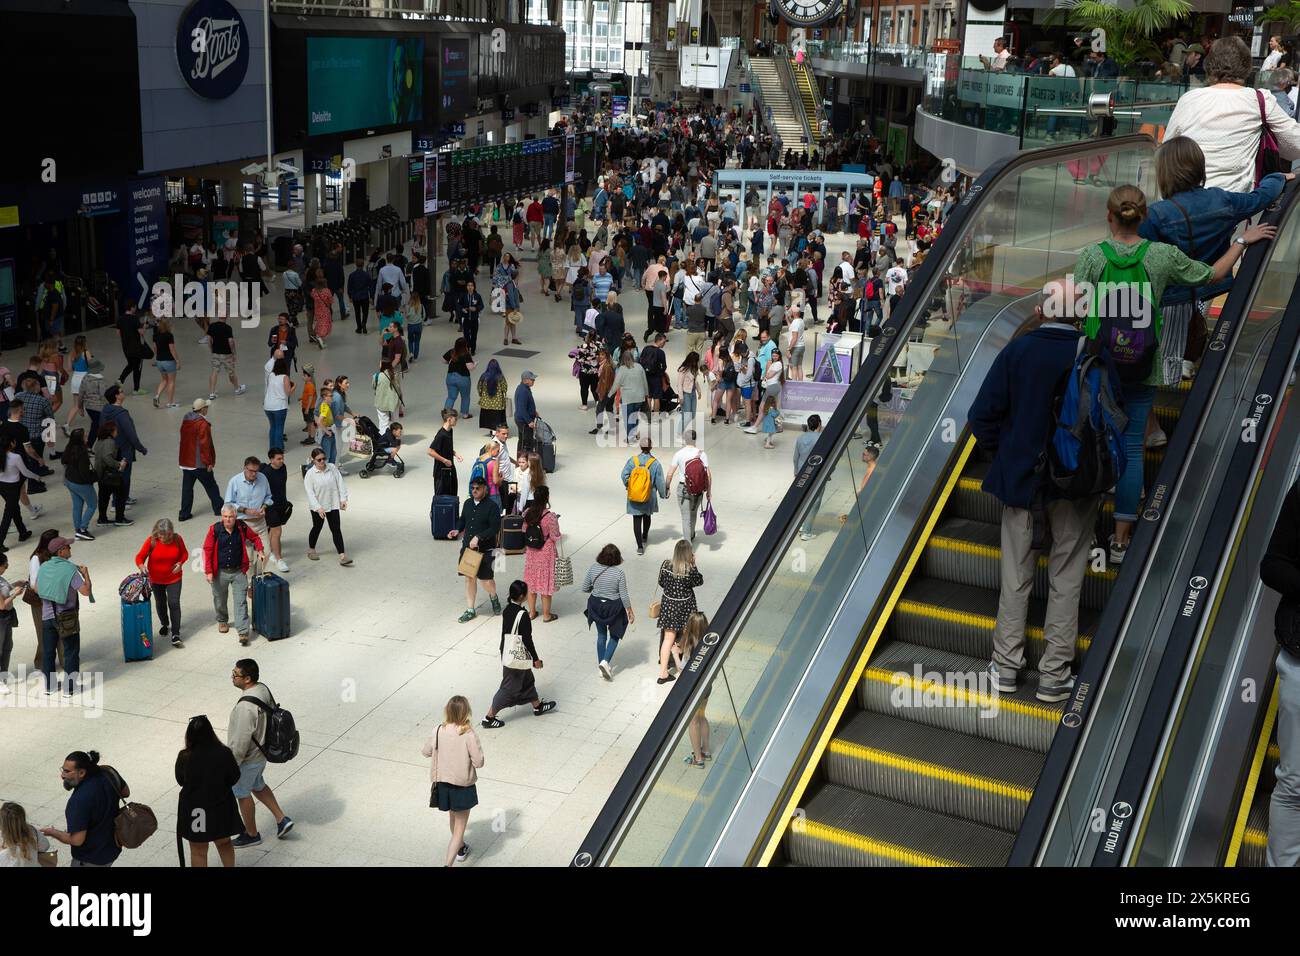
[176,0,250,100]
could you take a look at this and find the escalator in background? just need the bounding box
[1228,686,1279,867]
[791,60,822,146]
[572,136,1298,869]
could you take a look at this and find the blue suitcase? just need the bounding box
[121,600,153,662]
[252,573,291,641]
[432,494,459,538]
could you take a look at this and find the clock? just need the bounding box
[771,0,843,28]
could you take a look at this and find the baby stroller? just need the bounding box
[354,415,405,478]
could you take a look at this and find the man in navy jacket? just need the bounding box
[967,279,1098,704]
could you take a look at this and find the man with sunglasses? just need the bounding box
[448,477,501,623]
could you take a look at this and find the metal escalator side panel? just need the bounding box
[571,136,1159,868]
[1009,179,1300,867]
[751,438,977,867]
[1226,678,1280,867]
[1089,275,1300,867]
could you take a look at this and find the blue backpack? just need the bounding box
[469,458,490,486]
[1043,343,1129,499]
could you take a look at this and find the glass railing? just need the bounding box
[1032,182,1300,866]
[581,137,1158,867]
[804,40,927,68]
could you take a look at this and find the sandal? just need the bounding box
[307,550,319,561]
[683,753,705,768]
[532,700,556,716]
[528,611,539,620]
[542,614,559,623]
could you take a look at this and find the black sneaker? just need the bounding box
[456,844,470,862]
[74,529,94,541]
[532,700,556,715]
[95,519,114,526]
[114,518,135,527]
[17,530,31,543]
[177,513,193,522]
[159,625,170,637]
[276,816,294,839]
[170,635,183,648]
[232,831,262,848]
[481,715,505,729]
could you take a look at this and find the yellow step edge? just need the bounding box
[1269,742,1280,763]
[863,666,1062,722]
[756,436,979,867]
[789,815,965,867]
[928,535,1118,582]
[1243,827,1267,849]
[1227,677,1280,867]
[894,598,1093,654]
[956,477,1115,515]
[827,738,1033,803]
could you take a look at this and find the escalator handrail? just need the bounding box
[1009,179,1300,866]
[571,135,1159,867]
[1090,262,1300,866]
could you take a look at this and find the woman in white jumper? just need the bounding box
[1164,36,1300,193]
[303,446,351,566]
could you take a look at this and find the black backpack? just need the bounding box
[239,689,300,764]
[525,520,545,549]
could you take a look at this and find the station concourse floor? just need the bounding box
[0,226,870,866]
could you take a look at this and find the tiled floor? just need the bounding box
[0,228,866,866]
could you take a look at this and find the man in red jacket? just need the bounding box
[525,196,544,252]
[203,505,264,646]
[179,397,223,522]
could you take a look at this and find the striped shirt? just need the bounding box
[582,563,631,608]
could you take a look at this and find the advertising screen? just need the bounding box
[307,36,424,136]
[438,36,474,121]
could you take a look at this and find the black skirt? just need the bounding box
[431,781,479,812]
[491,666,537,712]
[478,406,506,430]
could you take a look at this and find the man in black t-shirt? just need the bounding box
[206,319,246,401]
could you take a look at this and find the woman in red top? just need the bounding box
[310,275,334,349]
[135,518,188,648]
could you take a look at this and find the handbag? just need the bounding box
[99,466,124,490]
[54,609,80,639]
[702,497,718,536]
[1167,197,1209,364]
[553,537,573,588]
[649,572,663,619]
[457,547,484,577]
[502,609,533,669]
[1257,89,1288,185]
[38,849,58,868]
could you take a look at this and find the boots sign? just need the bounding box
[175,0,250,100]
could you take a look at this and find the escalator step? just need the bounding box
[1239,800,1269,868]
[826,712,1043,832]
[787,786,1016,867]
[860,641,1064,753]
[892,577,1094,669]
[924,517,1115,611]
[952,475,1115,532]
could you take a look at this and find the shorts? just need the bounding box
[241,516,268,539]
[211,354,236,374]
[529,221,542,237]
[156,360,177,374]
[789,346,805,366]
[232,760,268,799]
[266,502,292,529]
[302,407,314,426]
[740,385,755,400]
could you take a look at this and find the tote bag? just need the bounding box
[502,610,533,669]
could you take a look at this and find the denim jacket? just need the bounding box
[1137,173,1286,306]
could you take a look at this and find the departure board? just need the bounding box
[424,132,601,213]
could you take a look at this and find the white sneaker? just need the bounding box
[234,384,248,395]
[275,559,290,573]
[598,660,612,681]
[1145,427,1167,449]
[28,504,43,519]
[1181,359,1195,380]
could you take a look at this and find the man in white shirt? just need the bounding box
[886,264,908,297]
[836,251,855,284]
[378,254,408,301]
[980,37,1009,72]
[786,312,806,381]
[665,432,712,543]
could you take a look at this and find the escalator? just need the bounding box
[1228,688,1279,867]
[572,137,1299,868]
[791,59,822,147]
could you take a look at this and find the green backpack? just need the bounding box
[1090,240,1161,384]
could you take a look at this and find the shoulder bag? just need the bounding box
[1257,89,1288,185]
[502,609,533,669]
[553,534,574,588]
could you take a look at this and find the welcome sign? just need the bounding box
[175,0,250,100]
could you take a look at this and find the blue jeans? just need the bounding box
[595,622,620,664]
[543,213,556,239]
[265,407,287,453]
[1115,383,1154,524]
[42,620,79,693]
[407,322,423,359]
[672,298,686,329]
[623,401,644,439]
[65,481,96,530]
[321,431,337,465]
[446,372,471,415]
[679,390,697,430]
